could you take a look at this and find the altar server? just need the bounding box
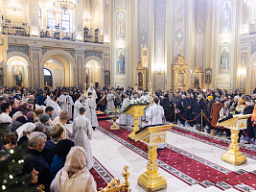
[59,91,74,119]
[46,96,61,121]
[73,107,93,170]
[107,90,115,109]
[86,82,98,103]
[85,92,98,130]
[73,93,83,120]
[119,93,129,125]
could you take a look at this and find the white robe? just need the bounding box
[59,94,74,119]
[106,93,115,109]
[146,104,165,149]
[86,88,97,103]
[73,100,83,120]
[45,96,61,120]
[72,115,93,170]
[0,113,12,123]
[119,98,129,125]
[85,98,98,127]
[146,104,164,125]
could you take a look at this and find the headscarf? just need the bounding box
[64,146,87,174]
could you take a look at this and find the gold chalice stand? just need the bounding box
[125,105,148,140]
[134,124,173,192]
[217,114,251,166]
[110,116,120,130]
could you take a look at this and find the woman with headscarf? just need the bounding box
[50,146,97,192]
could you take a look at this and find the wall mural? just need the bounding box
[12,65,24,87]
[219,1,233,33]
[116,49,125,75]
[218,45,232,75]
[116,12,126,40]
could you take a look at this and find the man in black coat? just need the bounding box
[26,132,51,192]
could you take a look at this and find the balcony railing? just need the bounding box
[2,19,30,37]
[39,25,75,41]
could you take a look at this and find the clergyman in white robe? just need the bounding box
[106,92,115,109]
[59,94,74,119]
[85,96,99,128]
[146,99,165,149]
[45,96,61,120]
[119,97,129,125]
[73,100,83,120]
[86,83,98,103]
[72,114,93,170]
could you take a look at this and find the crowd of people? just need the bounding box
[1,85,256,191]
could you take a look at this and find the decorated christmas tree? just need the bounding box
[0,127,37,192]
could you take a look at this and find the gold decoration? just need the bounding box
[133,124,173,191]
[138,146,167,192]
[125,105,148,140]
[217,114,250,166]
[99,166,130,192]
[221,129,247,166]
[172,54,188,91]
[143,137,150,144]
[137,60,148,90]
[152,135,165,144]
[110,117,120,130]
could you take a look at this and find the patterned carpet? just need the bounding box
[171,126,256,160]
[97,120,256,191]
[91,157,113,190]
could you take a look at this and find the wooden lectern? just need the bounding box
[217,114,251,166]
[134,124,173,192]
[125,105,148,140]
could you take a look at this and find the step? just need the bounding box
[175,184,205,192]
[198,186,223,192]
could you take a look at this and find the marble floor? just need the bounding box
[91,126,256,192]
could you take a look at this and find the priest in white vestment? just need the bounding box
[146,97,165,149]
[86,83,98,103]
[85,92,98,130]
[73,107,93,170]
[106,90,115,109]
[119,93,129,125]
[59,92,74,119]
[73,94,84,120]
[46,95,61,120]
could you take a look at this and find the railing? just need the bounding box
[39,25,75,41]
[2,20,30,37]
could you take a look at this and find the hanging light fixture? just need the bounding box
[8,0,21,12]
[83,12,92,23]
[53,0,76,10]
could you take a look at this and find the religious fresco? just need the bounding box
[12,64,24,87]
[219,0,233,33]
[116,12,125,40]
[116,49,125,75]
[218,45,232,75]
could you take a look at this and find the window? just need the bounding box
[39,6,43,28]
[47,10,56,30]
[61,8,70,32]
[44,68,52,76]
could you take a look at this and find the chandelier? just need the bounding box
[53,0,76,10]
[83,12,91,22]
[8,0,21,12]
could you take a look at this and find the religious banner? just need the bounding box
[116,49,126,75]
[116,12,126,39]
[219,1,233,33]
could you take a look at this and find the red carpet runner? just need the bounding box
[171,126,256,160]
[98,121,256,191]
[91,157,114,190]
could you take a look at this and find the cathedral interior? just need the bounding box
[2,0,256,192]
[0,0,255,93]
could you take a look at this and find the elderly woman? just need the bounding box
[50,146,97,192]
[236,99,246,114]
[219,101,230,121]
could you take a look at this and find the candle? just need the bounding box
[84,83,87,96]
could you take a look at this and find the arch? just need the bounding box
[84,56,104,69]
[41,50,76,68]
[248,52,256,67]
[7,52,31,67]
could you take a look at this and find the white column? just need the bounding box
[75,0,83,41]
[29,0,39,37]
